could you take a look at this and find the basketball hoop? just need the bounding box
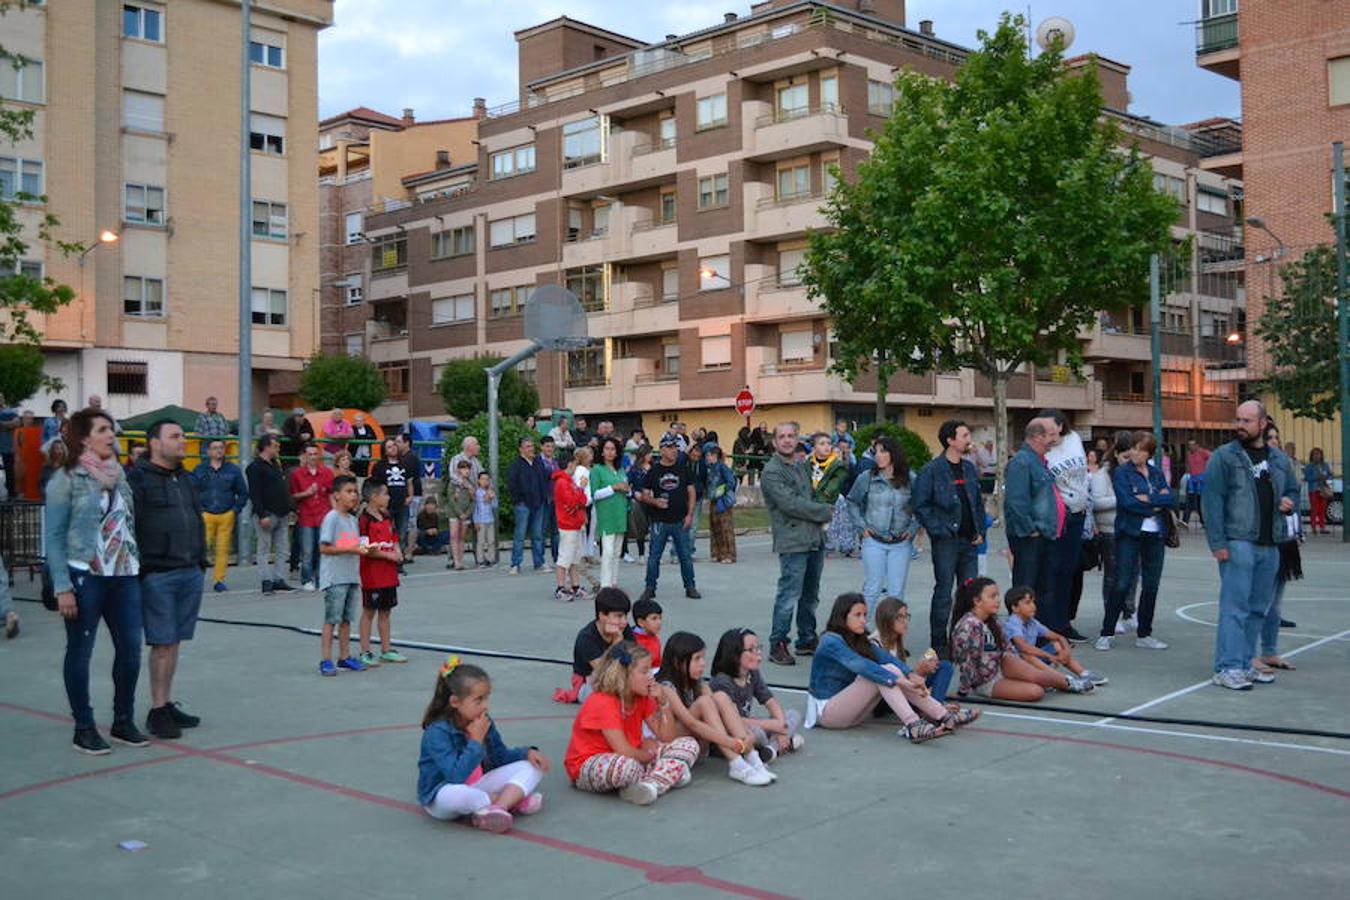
[526,284,588,350]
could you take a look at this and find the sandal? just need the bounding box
[900,721,949,744]
[1261,656,1297,671]
[470,805,513,834]
[942,708,981,729]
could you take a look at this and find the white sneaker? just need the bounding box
[1244,667,1276,685]
[1135,636,1169,650]
[1120,615,1137,633]
[1114,620,1127,635]
[622,553,636,564]
[790,733,805,751]
[302,581,317,592]
[1212,669,1253,691]
[508,565,520,575]
[747,752,778,782]
[1094,636,1113,651]
[728,756,773,786]
[619,781,659,805]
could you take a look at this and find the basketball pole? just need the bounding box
[486,343,545,540]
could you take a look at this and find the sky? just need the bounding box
[317,1,1238,127]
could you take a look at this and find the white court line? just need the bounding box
[1175,599,1350,640]
[1095,626,1350,725]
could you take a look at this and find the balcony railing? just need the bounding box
[1196,13,1238,55]
[1103,392,1150,404]
[754,103,844,128]
[757,189,825,210]
[634,371,679,384]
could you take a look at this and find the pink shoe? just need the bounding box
[470,805,513,833]
[514,792,544,816]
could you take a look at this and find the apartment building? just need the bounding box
[358,0,1244,446]
[1195,0,1350,463]
[2,0,331,422]
[300,102,482,422]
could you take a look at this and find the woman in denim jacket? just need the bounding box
[845,435,917,614]
[44,409,144,756]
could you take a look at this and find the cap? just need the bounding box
[659,433,680,448]
[293,407,306,416]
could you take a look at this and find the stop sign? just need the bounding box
[734,388,755,417]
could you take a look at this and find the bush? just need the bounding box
[437,355,539,421]
[449,413,536,531]
[299,354,387,412]
[854,421,932,470]
[0,343,44,406]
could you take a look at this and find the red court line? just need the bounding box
[0,755,184,803]
[211,715,571,754]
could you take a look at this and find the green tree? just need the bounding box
[0,0,80,402]
[298,353,387,411]
[449,413,534,530]
[1255,245,1341,421]
[854,421,932,470]
[437,355,539,421]
[802,15,1176,485]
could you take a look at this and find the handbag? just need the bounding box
[1162,509,1181,549]
[1079,535,1102,571]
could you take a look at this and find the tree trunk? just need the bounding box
[991,371,1009,509]
[874,354,890,424]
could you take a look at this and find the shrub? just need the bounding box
[437,355,539,421]
[298,353,386,412]
[854,421,932,470]
[448,413,536,531]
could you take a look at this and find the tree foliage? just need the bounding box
[854,421,932,470]
[298,353,387,412]
[1255,245,1342,421]
[0,342,43,406]
[801,14,1176,474]
[437,355,539,422]
[448,413,534,529]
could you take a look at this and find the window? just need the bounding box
[1153,173,1186,203]
[251,200,287,239]
[1203,0,1237,16]
[124,184,166,225]
[251,287,287,326]
[249,39,284,69]
[566,265,606,312]
[662,341,681,377]
[778,247,806,286]
[1197,189,1227,215]
[107,360,149,396]
[123,4,162,42]
[344,334,364,357]
[821,74,839,112]
[371,237,407,270]
[123,276,164,318]
[776,164,810,200]
[249,113,285,154]
[698,173,729,209]
[659,114,677,149]
[123,90,164,132]
[0,59,43,103]
[867,79,896,116]
[431,293,475,325]
[566,346,606,387]
[431,231,451,258]
[776,83,809,120]
[345,211,363,244]
[488,213,536,248]
[0,157,42,200]
[822,154,840,194]
[489,144,535,180]
[696,93,727,130]
[699,254,730,291]
[660,188,677,224]
[345,280,363,305]
[563,116,605,168]
[517,355,537,386]
[7,259,42,280]
[591,204,610,238]
[489,285,532,318]
[701,335,731,369]
[780,329,814,364]
[449,225,474,256]
[662,266,679,301]
[379,362,409,400]
[1330,57,1350,106]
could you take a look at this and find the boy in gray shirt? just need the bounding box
[318,475,369,676]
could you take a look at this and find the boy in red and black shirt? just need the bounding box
[358,479,407,665]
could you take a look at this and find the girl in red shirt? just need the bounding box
[563,642,699,805]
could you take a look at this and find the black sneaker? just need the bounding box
[685,587,702,599]
[73,726,111,756]
[769,640,796,666]
[1280,618,1296,628]
[795,637,819,656]
[145,705,182,740]
[638,588,656,605]
[1063,627,1090,644]
[261,580,275,595]
[110,720,150,747]
[272,580,296,593]
[167,702,200,729]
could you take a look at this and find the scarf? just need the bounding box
[810,451,837,489]
[79,450,123,490]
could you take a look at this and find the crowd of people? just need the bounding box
[0,392,1325,832]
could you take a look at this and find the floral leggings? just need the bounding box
[574,737,700,797]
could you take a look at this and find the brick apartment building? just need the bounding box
[351,0,1246,446]
[1195,0,1350,466]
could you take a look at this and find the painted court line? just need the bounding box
[1176,599,1350,640]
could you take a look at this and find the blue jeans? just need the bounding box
[1044,511,1084,632]
[543,502,558,562]
[1008,534,1053,609]
[929,536,978,652]
[770,547,824,650]
[645,521,695,592]
[1261,574,1288,657]
[62,570,142,729]
[928,659,955,703]
[511,504,545,569]
[1214,540,1280,673]
[860,536,913,615]
[298,525,321,585]
[1103,532,1164,637]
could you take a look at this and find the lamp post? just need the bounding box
[76,231,120,394]
[76,229,119,266]
[1333,142,1348,543]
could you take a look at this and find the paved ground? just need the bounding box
[2,526,1348,899]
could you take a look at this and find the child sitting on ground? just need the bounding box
[552,455,591,602]
[563,642,700,806]
[556,587,635,704]
[709,627,804,761]
[417,657,550,833]
[415,496,448,556]
[949,578,1095,701]
[631,596,663,669]
[358,479,407,666]
[1004,586,1107,686]
[473,472,498,567]
[656,632,774,786]
[873,597,955,703]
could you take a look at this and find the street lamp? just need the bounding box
[77,229,119,265]
[1245,216,1286,260]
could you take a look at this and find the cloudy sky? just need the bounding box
[318,1,1237,126]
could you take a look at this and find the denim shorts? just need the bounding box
[323,583,360,625]
[140,567,204,646]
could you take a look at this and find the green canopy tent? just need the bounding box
[119,404,210,432]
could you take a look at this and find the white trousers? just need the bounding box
[599,533,622,587]
[422,759,542,820]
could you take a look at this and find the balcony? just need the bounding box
[607,129,677,191]
[562,205,643,267]
[588,280,679,339]
[744,182,829,237]
[755,362,831,405]
[1082,323,1151,362]
[1033,379,1094,410]
[1198,334,1246,364]
[629,216,677,258]
[366,269,408,301]
[746,104,848,163]
[744,274,821,322]
[1195,13,1240,80]
[1099,392,1154,428]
